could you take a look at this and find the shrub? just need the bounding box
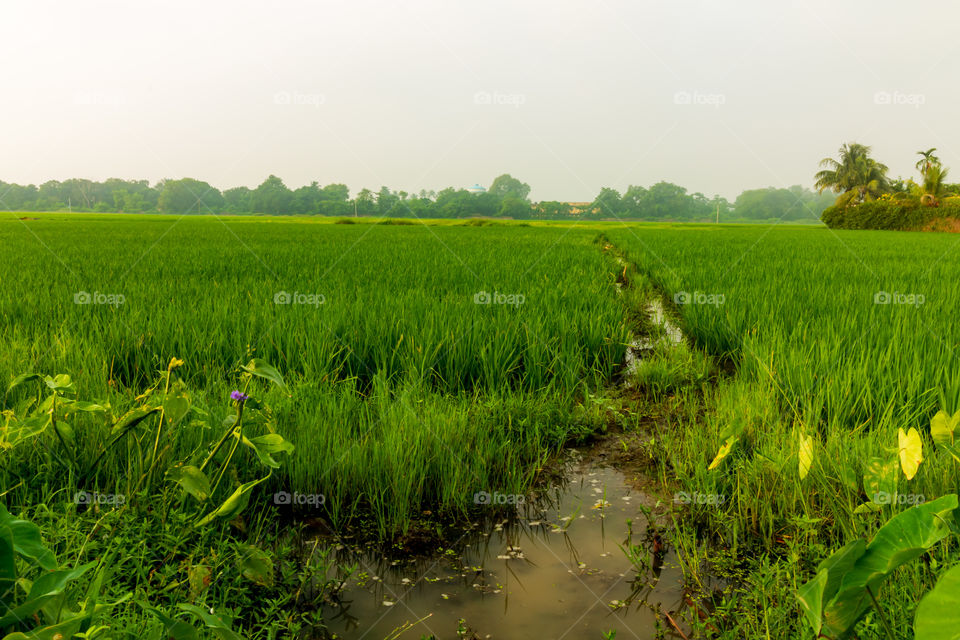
[820,199,954,231]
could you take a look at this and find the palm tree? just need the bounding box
[915,148,940,175]
[918,164,949,207]
[815,143,890,207]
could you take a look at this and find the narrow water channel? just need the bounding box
[322,455,689,639]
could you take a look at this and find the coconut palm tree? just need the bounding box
[915,148,940,175]
[815,143,890,207]
[918,164,949,207]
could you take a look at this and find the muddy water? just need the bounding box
[323,457,688,639]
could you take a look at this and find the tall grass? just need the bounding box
[0,215,629,533]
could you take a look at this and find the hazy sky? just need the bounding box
[3,0,959,201]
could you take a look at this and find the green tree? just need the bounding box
[488,174,531,201]
[250,175,294,215]
[223,186,252,213]
[158,178,224,214]
[814,142,890,207]
[498,196,531,219]
[915,148,940,175]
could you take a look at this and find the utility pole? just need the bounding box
[716,202,719,224]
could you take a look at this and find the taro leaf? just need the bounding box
[796,539,867,635]
[0,562,95,627]
[796,569,828,634]
[820,494,958,638]
[0,503,57,571]
[799,432,814,480]
[242,434,294,469]
[237,544,274,587]
[930,410,958,447]
[196,475,270,527]
[914,562,960,639]
[171,466,212,502]
[899,427,924,480]
[0,523,15,606]
[240,359,287,391]
[708,437,737,471]
[864,457,897,504]
[178,603,243,640]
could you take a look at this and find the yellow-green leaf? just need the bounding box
[708,437,737,471]
[930,410,956,446]
[799,433,814,480]
[898,427,923,480]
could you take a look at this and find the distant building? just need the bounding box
[467,184,486,194]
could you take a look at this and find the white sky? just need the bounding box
[2,0,959,201]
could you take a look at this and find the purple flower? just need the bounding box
[230,390,248,403]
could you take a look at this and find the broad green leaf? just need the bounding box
[930,410,958,447]
[43,374,74,394]
[915,563,960,639]
[796,539,867,635]
[819,495,958,637]
[237,544,274,587]
[163,391,190,424]
[178,604,242,640]
[799,432,814,480]
[0,504,57,571]
[196,475,269,527]
[797,569,828,634]
[171,466,212,501]
[1,415,51,449]
[242,434,294,469]
[241,359,287,390]
[0,523,15,607]
[899,427,923,480]
[0,562,94,627]
[708,436,737,471]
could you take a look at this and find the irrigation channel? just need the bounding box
[322,455,689,639]
[303,246,708,639]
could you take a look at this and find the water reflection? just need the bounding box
[323,458,690,639]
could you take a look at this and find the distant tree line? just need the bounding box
[0,172,833,222]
